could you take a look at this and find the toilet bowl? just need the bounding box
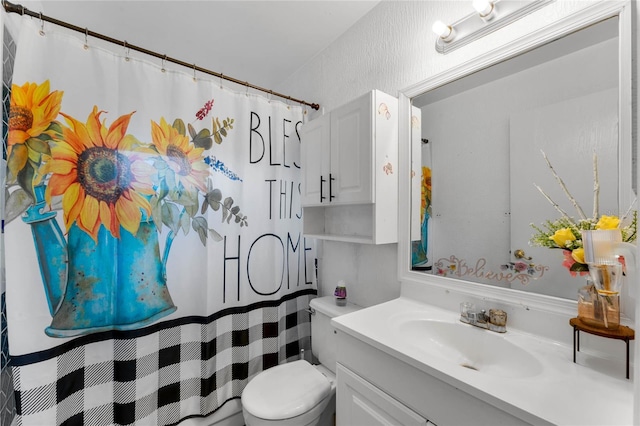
[241,360,335,426]
[241,296,360,426]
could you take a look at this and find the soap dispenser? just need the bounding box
[334,280,347,306]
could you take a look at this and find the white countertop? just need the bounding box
[332,297,634,426]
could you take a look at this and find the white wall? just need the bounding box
[277,0,620,308]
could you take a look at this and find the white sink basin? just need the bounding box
[391,315,543,379]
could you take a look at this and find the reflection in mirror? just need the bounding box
[410,16,636,301]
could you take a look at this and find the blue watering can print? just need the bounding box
[22,186,176,337]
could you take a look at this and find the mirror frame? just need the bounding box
[398,1,634,317]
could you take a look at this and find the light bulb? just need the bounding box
[472,0,495,20]
[432,20,453,41]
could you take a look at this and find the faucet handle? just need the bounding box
[488,309,507,327]
[460,302,474,318]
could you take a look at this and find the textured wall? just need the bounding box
[276,0,607,307]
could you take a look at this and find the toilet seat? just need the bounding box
[242,360,331,421]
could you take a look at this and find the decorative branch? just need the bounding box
[540,150,587,221]
[621,196,638,222]
[533,183,578,227]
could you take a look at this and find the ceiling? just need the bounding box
[11,0,381,92]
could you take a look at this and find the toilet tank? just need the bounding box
[309,296,361,374]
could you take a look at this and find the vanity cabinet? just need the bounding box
[337,364,429,426]
[335,329,534,426]
[300,90,398,244]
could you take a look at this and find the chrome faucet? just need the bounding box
[460,303,507,333]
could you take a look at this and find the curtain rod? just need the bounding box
[2,0,320,111]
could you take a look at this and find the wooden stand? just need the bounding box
[570,317,635,379]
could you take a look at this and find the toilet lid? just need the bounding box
[242,360,331,420]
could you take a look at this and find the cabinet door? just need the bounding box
[330,92,372,204]
[300,114,330,206]
[337,364,428,426]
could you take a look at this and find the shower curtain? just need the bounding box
[3,14,316,426]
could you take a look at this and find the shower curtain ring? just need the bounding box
[38,12,45,36]
[268,90,273,103]
[245,83,249,97]
[123,41,130,61]
[219,74,224,89]
[161,55,167,73]
[83,28,89,50]
[192,63,197,82]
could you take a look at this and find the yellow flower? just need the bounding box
[7,80,63,177]
[150,117,209,193]
[571,247,585,264]
[550,228,576,248]
[45,106,155,241]
[595,215,620,230]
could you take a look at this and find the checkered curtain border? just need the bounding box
[10,289,315,426]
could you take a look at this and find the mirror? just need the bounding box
[402,4,634,308]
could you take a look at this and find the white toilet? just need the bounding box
[241,296,360,426]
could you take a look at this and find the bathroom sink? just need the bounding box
[391,315,543,379]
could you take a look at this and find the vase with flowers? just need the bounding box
[529,151,636,330]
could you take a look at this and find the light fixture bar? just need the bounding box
[435,0,555,54]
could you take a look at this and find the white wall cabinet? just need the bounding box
[300,90,398,244]
[300,113,331,206]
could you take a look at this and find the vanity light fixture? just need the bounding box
[433,0,555,54]
[472,0,496,22]
[432,20,455,42]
